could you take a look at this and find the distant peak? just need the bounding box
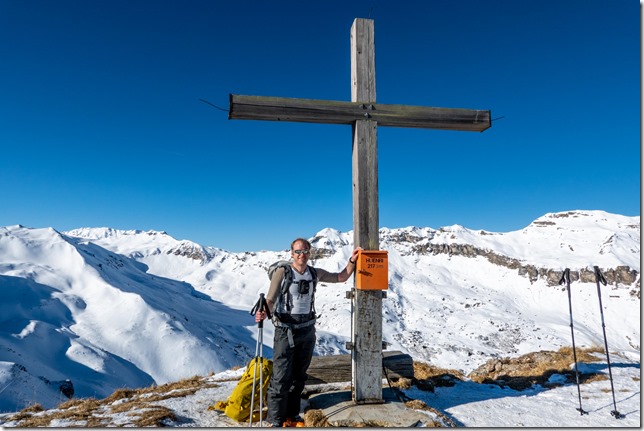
[65,227,172,240]
[310,228,351,251]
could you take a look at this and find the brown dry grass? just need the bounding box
[467,346,606,390]
[110,398,152,414]
[557,345,604,363]
[411,361,465,392]
[102,387,137,404]
[129,405,177,427]
[413,362,466,380]
[57,397,92,409]
[11,397,105,428]
[583,373,609,384]
[20,403,44,413]
[7,375,219,427]
[389,377,413,389]
[304,409,329,427]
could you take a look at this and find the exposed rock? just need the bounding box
[405,242,639,289]
[167,242,214,263]
[59,380,74,399]
[310,247,333,259]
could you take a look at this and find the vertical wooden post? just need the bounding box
[351,18,383,403]
[227,14,490,406]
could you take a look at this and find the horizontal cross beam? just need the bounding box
[229,94,491,132]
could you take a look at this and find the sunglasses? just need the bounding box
[293,249,311,255]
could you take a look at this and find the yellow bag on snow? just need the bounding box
[211,357,273,422]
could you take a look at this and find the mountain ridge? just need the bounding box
[0,210,639,413]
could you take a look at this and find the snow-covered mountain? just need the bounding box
[0,210,639,414]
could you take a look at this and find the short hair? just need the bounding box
[291,238,311,250]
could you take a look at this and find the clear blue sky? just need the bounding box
[1,0,639,252]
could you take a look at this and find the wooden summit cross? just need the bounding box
[229,18,490,403]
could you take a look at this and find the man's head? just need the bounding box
[291,238,312,261]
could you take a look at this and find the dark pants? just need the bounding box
[266,324,316,425]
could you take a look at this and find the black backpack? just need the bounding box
[267,261,318,316]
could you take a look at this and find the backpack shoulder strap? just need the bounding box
[281,264,294,294]
[308,265,319,317]
[268,261,294,313]
[308,265,318,283]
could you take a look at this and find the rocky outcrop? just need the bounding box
[166,242,215,263]
[409,242,640,291]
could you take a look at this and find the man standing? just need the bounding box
[255,238,361,427]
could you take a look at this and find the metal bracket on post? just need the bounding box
[346,290,355,299]
[346,341,354,350]
[381,291,387,299]
[382,341,388,350]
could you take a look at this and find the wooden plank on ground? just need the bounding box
[306,351,413,385]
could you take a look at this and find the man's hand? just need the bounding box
[350,247,362,264]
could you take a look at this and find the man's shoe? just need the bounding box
[283,416,305,427]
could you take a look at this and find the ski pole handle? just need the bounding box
[259,294,273,319]
[259,293,272,320]
[250,293,272,328]
[250,293,267,315]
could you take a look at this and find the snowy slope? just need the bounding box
[417,210,639,269]
[0,226,258,412]
[0,210,639,417]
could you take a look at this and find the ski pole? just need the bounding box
[249,334,259,427]
[559,268,587,415]
[593,266,621,419]
[249,293,272,427]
